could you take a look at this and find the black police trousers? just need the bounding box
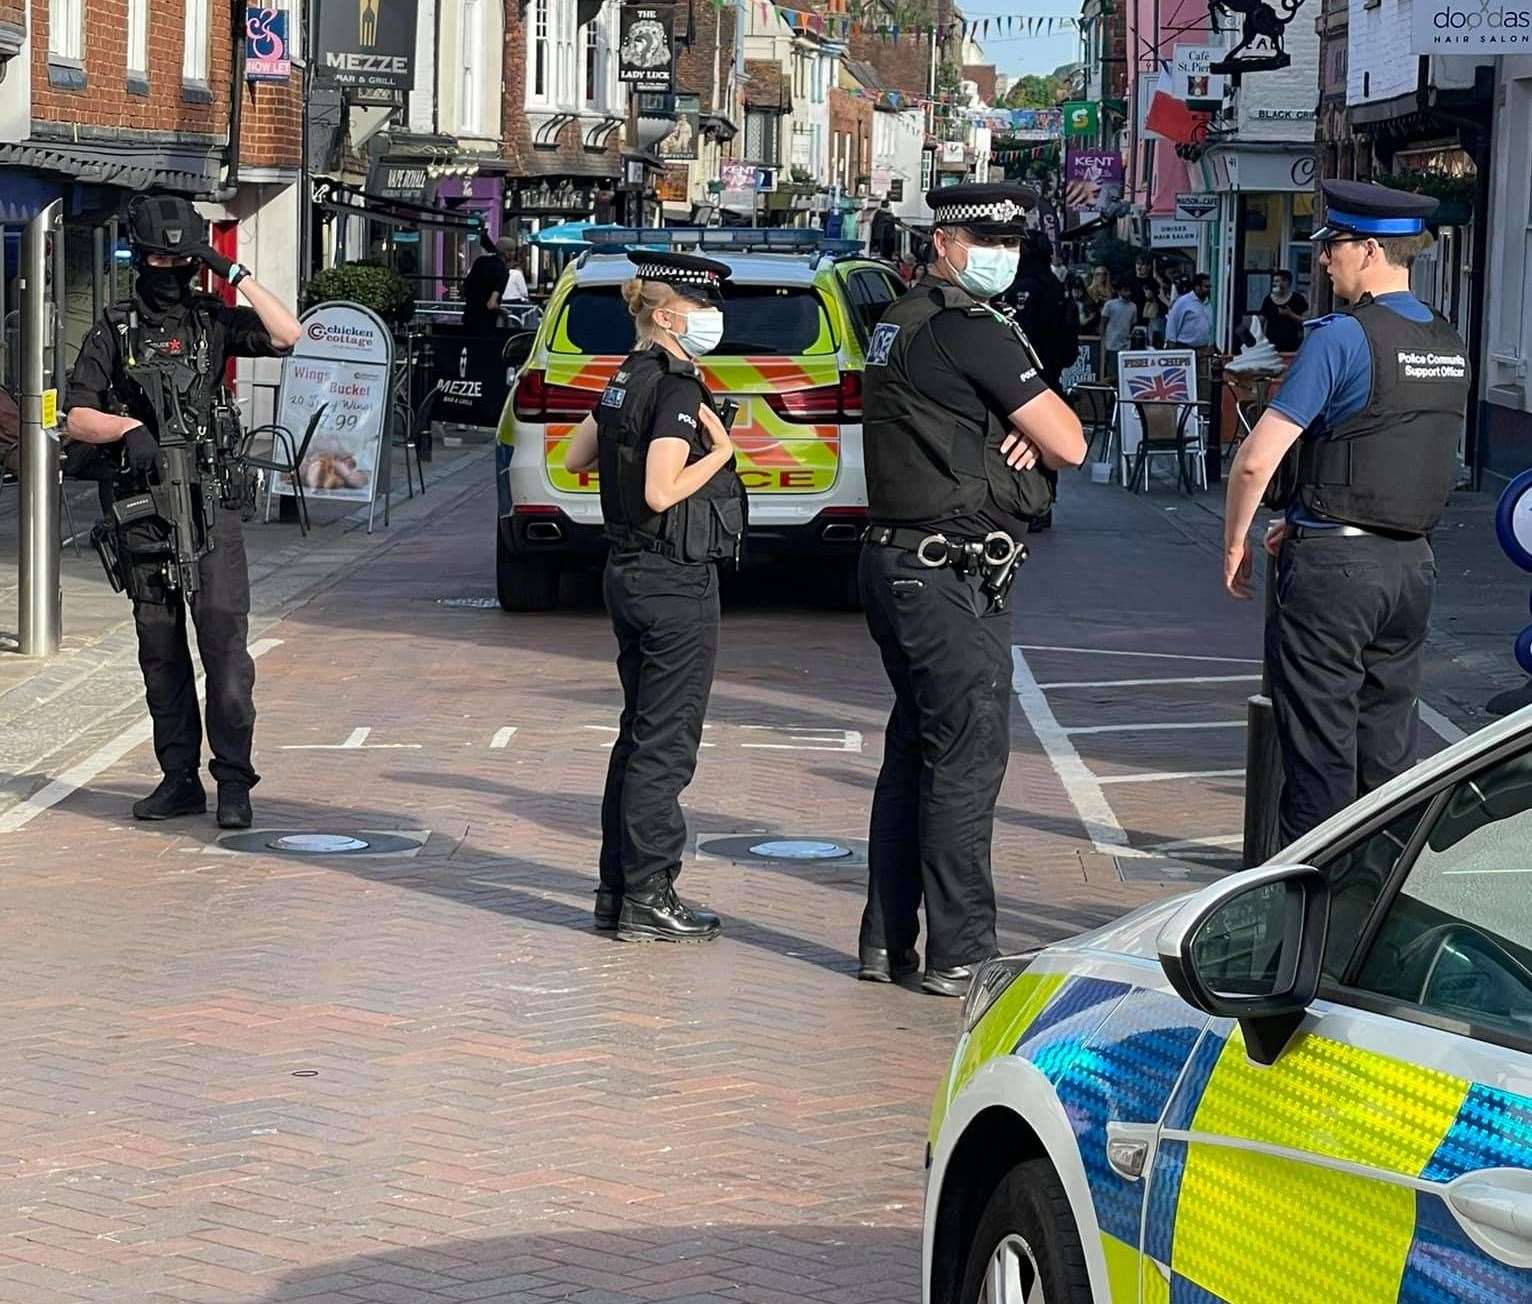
[1267,532,1435,846]
[859,542,1011,970]
[599,550,720,894]
[132,509,259,788]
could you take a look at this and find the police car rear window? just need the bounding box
[556,286,832,356]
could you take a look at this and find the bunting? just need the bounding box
[760,3,1079,45]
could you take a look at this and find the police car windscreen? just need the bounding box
[559,287,832,357]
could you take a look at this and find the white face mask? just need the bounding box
[950,242,1020,300]
[667,306,724,357]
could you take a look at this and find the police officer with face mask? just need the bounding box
[64,193,301,829]
[562,251,746,943]
[857,183,1087,996]
[1224,180,1471,844]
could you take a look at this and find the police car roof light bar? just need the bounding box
[582,227,857,259]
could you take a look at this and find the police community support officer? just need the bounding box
[858,183,1087,997]
[64,193,301,830]
[561,251,747,944]
[1223,180,1470,844]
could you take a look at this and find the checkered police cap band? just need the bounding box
[635,263,720,286]
[933,198,1024,225]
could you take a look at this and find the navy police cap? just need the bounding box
[625,250,731,297]
[1311,179,1438,242]
[924,182,1038,235]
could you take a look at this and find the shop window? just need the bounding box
[745,111,780,166]
[127,0,147,76]
[582,14,609,110]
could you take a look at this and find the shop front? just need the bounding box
[507,175,619,293]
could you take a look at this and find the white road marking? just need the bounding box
[490,727,517,749]
[282,727,422,751]
[1064,720,1247,735]
[1036,674,1262,690]
[1010,646,1146,857]
[1419,703,1467,745]
[1145,833,1247,853]
[1096,769,1247,785]
[740,728,864,753]
[0,639,283,834]
[1018,643,1263,665]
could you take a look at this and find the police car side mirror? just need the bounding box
[1156,863,1329,1066]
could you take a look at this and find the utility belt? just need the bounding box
[863,524,1028,610]
[1287,522,1424,543]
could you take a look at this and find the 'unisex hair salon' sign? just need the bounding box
[315,0,419,91]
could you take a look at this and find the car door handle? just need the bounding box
[1105,1121,1156,1181]
[1447,1169,1532,1268]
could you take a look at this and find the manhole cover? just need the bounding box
[437,597,500,609]
[697,834,867,867]
[270,833,370,853]
[748,839,853,861]
[218,829,426,857]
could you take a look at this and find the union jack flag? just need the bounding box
[1128,371,1191,402]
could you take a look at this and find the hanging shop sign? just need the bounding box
[367,160,432,205]
[315,0,418,91]
[1171,45,1228,107]
[245,6,292,80]
[1062,101,1099,137]
[1150,218,1202,249]
[1063,149,1123,213]
[1410,0,1532,54]
[619,5,675,90]
[1206,0,1304,76]
[657,93,701,162]
[1175,192,1219,222]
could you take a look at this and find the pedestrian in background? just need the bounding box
[856,183,1086,996]
[1166,272,1214,350]
[461,235,521,334]
[1223,180,1470,844]
[1260,269,1308,354]
[1100,280,1138,381]
[561,251,747,943]
[1086,264,1114,314]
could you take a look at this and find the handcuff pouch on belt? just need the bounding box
[872,526,1029,609]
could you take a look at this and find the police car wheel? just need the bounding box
[496,529,560,612]
[959,1159,1091,1304]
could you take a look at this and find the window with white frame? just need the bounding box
[127,0,147,73]
[582,15,609,110]
[49,0,82,59]
[532,0,550,100]
[556,0,577,104]
[461,0,482,134]
[183,0,210,82]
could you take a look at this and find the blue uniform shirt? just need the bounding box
[1265,292,1434,526]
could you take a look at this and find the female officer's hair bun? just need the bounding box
[623,278,673,345]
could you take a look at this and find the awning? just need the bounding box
[315,182,484,232]
[531,222,629,246]
[0,139,221,194]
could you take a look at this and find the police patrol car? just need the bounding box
[925,707,1532,1303]
[495,228,905,610]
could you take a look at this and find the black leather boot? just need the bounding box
[132,771,207,821]
[923,965,978,998]
[593,886,621,932]
[857,945,920,983]
[217,783,253,830]
[617,881,721,943]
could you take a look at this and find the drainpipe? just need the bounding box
[203,0,247,201]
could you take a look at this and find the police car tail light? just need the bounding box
[764,373,862,423]
[512,370,599,422]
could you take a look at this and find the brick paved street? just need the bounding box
[0,456,1500,1302]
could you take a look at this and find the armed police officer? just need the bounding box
[1224,180,1470,845]
[64,193,301,829]
[857,184,1086,997]
[562,251,746,944]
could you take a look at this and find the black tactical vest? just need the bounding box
[595,347,747,564]
[863,277,1052,527]
[1291,295,1469,536]
[106,297,220,442]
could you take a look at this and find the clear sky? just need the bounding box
[963,10,1082,80]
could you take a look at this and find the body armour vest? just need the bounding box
[862,278,1052,526]
[106,297,221,442]
[595,347,747,565]
[1289,295,1469,535]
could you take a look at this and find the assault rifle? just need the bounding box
[102,431,221,598]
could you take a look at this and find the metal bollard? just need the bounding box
[1242,547,1284,867]
[18,199,63,658]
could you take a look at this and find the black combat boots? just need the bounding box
[217,783,253,830]
[132,770,206,821]
[616,880,722,943]
[923,965,979,998]
[857,945,920,983]
[593,886,621,932]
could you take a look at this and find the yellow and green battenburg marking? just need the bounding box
[539,355,846,496]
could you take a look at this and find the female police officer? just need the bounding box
[562,250,746,943]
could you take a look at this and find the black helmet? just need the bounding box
[126,193,205,258]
